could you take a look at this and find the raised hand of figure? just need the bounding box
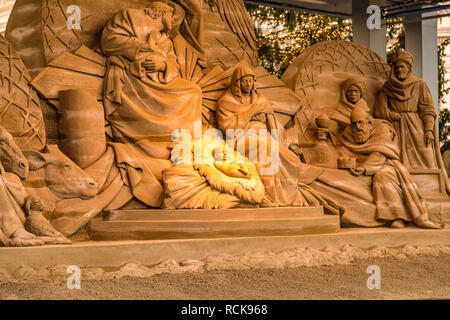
[425,130,434,146]
[389,112,401,121]
[142,58,166,72]
[350,167,365,176]
[289,143,306,162]
[262,103,274,115]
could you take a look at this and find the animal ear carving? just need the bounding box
[23,150,47,170]
[44,144,59,153]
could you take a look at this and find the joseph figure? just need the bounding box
[101,2,203,160]
[373,50,449,193]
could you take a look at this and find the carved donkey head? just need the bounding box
[0,124,29,179]
[24,145,98,201]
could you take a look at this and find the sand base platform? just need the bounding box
[86,207,339,241]
[0,226,449,273]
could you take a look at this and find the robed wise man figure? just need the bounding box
[338,107,443,229]
[373,50,449,194]
[328,77,371,146]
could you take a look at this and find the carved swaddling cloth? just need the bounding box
[163,137,265,209]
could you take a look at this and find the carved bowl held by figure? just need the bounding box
[316,113,330,129]
[281,40,390,147]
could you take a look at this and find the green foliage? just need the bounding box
[438,40,450,153]
[245,4,351,78]
[245,5,450,153]
[438,39,450,101]
[386,18,404,64]
[439,109,450,153]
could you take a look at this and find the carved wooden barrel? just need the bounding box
[58,89,107,169]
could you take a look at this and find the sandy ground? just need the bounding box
[0,245,449,300]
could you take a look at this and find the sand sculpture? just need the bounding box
[374,50,450,194]
[162,135,266,209]
[0,0,448,246]
[216,64,345,214]
[338,108,441,229]
[0,124,71,246]
[328,77,371,146]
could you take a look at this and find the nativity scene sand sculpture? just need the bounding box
[0,0,448,246]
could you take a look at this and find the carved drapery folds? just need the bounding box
[0,1,447,246]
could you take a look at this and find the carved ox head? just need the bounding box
[0,124,29,180]
[24,145,98,200]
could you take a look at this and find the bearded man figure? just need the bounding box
[101,1,203,160]
[98,2,204,208]
[373,50,449,194]
[329,77,370,145]
[339,107,443,229]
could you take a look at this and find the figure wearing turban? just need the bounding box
[329,77,370,145]
[374,50,450,194]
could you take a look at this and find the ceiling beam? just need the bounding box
[244,0,450,21]
[243,0,352,18]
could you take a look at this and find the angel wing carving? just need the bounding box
[210,0,257,51]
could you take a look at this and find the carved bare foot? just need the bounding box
[259,195,279,208]
[24,205,72,244]
[25,211,64,237]
[391,220,406,229]
[8,238,44,247]
[12,228,37,240]
[39,236,72,245]
[417,218,443,229]
[9,228,44,247]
